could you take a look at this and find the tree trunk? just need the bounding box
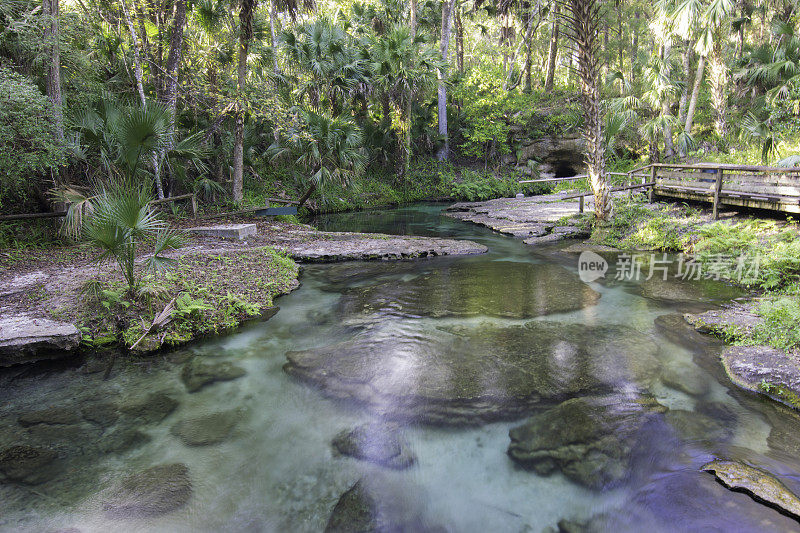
[43,0,63,144]
[631,9,639,80]
[403,0,417,179]
[455,2,464,72]
[437,0,457,161]
[566,0,612,221]
[156,0,187,199]
[684,54,705,134]
[708,47,727,137]
[121,0,146,105]
[233,0,257,203]
[544,5,559,91]
[662,100,674,160]
[269,0,279,75]
[677,40,692,127]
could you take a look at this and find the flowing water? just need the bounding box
[3,204,800,532]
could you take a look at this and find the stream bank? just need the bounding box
[0,218,486,361]
[449,192,800,414]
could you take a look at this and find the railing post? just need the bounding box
[713,168,724,220]
[627,171,632,198]
[648,165,656,203]
[191,193,198,218]
[579,194,584,213]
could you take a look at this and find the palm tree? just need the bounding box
[269,109,367,207]
[84,183,183,294]
[672,0,734,137]
[371,25,440,179]
[562,0,612,221]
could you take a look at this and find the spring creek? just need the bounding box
[2,204,800,532]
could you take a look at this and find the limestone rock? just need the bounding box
[653,313,723,353]
[286,321,661,425]
[18,407,81,427]
[702,459,800,520]
[81,402,120,428]
[507,395,666,489]
[721,345,800,409]
[0,315,80,366]
[102,463,192,518]
[660,361,711,397]
[0,445,58,485]
[664,409,733,443]
[170,410,238,446]
[181,359,246,392]
[332,423,415,470]
[325,476,437,533]
[120,392,178,424]
[685,302,763,336]
[99,428,151,454]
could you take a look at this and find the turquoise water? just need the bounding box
[1,204,799,532]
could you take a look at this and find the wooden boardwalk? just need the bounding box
[523,163,800,218]
[641,163,800,217]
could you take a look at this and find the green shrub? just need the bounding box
[0,66,62,210]
[752,296,800,351]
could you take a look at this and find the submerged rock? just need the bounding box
[325,476,439,533]
[0,445,58,485]
[18,407,81,427]
[81,401,120,428]
[102,463,192,518]
[702,459,800,520]
[507,395,666,489]
[639,276,742,304]
[337,262,600,320]
[332,423,415,469]
[99,428,151,454]
[652,313,724,353]
[660,361,711,398]
[170,410,238,446]
[664,409,733,443]
[120,392,178,424]
[181,359,246,392]
[285,321,660,424]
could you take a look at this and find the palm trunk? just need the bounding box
[684,54,705,134]
[544,5,559,91]
[677,40,692,127]
[437,0,457,161]
[566,0,612,221]
[662,100,674,160]
[708,47,727,137]
[233,0,257,203]
[157,0,187,199]
[43,0,63,144]
[631,9,639,80]
[269,0,279,75]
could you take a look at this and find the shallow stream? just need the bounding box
[2,204,800,532]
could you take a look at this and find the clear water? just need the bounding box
[2,204,800,532]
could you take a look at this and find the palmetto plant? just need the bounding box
[269,109,366,205]
[83,183,184,294]
[740,112,779,164]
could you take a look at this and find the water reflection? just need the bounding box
[0,204,799,532]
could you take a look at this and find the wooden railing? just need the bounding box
[522,163,800,217]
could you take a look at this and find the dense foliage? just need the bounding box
[3,0,800,215]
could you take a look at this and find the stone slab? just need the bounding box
[187,224,257,240]
[0,315,81,366]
